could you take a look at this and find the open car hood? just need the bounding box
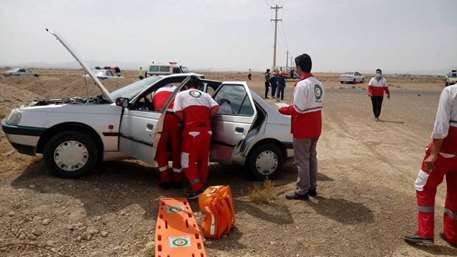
[46,28,114,103]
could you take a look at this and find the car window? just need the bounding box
[149,66,160,72]
[133,82,182,112]
[159,66,170,72]
[205,83,215,95]
[110,76,161,100]
[214,85,254,116]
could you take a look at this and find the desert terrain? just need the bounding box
[0,69,456,257]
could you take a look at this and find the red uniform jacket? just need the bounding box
[279,73,323,139]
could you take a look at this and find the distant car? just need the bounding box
[339,72,364,84]
[445,70,457,87]
[4,67,38,77]
[1,29,293,180]
[85,68,123,80]
[147,62,204,78]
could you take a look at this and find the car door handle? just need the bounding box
[235,127,244,133]
[146,124,154,130]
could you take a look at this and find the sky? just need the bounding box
[0,0,456,74]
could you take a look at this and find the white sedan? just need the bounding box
[339,72,364,84]
[1,29,293,180]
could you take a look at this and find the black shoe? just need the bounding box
[308,189,317,197]
[187,188,205,200]
[440,233,457,248]
[159,182,171,190]
[285,193,309,201]
[404,234,433,245]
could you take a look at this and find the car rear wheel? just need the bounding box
[246,144,283,180]
[43,131,99,178]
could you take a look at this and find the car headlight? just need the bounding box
[6,110,22,125]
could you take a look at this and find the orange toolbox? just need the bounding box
[155,198,206,257]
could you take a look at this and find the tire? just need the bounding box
[340,81,345,84]
[246,143,284,180]
[352,79,356,84]
[43,131,100,178]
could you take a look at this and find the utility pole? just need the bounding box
[271,4,282,69]
[285,50,289,69]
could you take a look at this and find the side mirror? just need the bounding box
[116,97,129,108]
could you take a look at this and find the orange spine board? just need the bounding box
[155,198,206,257]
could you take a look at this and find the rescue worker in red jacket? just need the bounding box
[405,84,457,246]
[173,76,219,199]
[279,53,324,200]
[152,85,182,189]
[368,69,390,121]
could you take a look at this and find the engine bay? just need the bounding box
[31,94,110,106]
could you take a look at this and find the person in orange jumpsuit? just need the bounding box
[152,85,182,189]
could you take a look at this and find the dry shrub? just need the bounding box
[248,180,274,204]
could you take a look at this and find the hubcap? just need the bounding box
[255,150,278,176]
[54,140,89,172]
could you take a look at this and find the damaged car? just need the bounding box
[1,29,293,180]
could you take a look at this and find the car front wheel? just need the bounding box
[43,131,99,178]
[246,144,283,180]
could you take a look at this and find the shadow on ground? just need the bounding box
[408,243,457,256]
[308,196,375,225]
[10,159,299,220]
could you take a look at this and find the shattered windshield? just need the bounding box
[110,76,161,100]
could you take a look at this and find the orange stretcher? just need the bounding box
[155,198,206,257]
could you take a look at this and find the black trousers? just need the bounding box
[271,83,277,98]
[371,96,384,118]
[264,82,270,98]
[276,84,285,100]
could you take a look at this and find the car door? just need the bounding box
[211,82,257,164]
[118,76,191,165]
[119,108,163,165]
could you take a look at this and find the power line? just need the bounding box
[270,3,282,69]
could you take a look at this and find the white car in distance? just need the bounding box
[339,72,364,84]
[4,67,38,77]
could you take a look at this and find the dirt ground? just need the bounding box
[0,69,456,257]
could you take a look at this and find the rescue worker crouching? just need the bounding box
[152,85,183,189]
[173,76,220,199]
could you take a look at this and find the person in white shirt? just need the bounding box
[368,69,390,121]
[405,84,457,246]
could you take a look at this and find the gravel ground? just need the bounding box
[0,70,456,256]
